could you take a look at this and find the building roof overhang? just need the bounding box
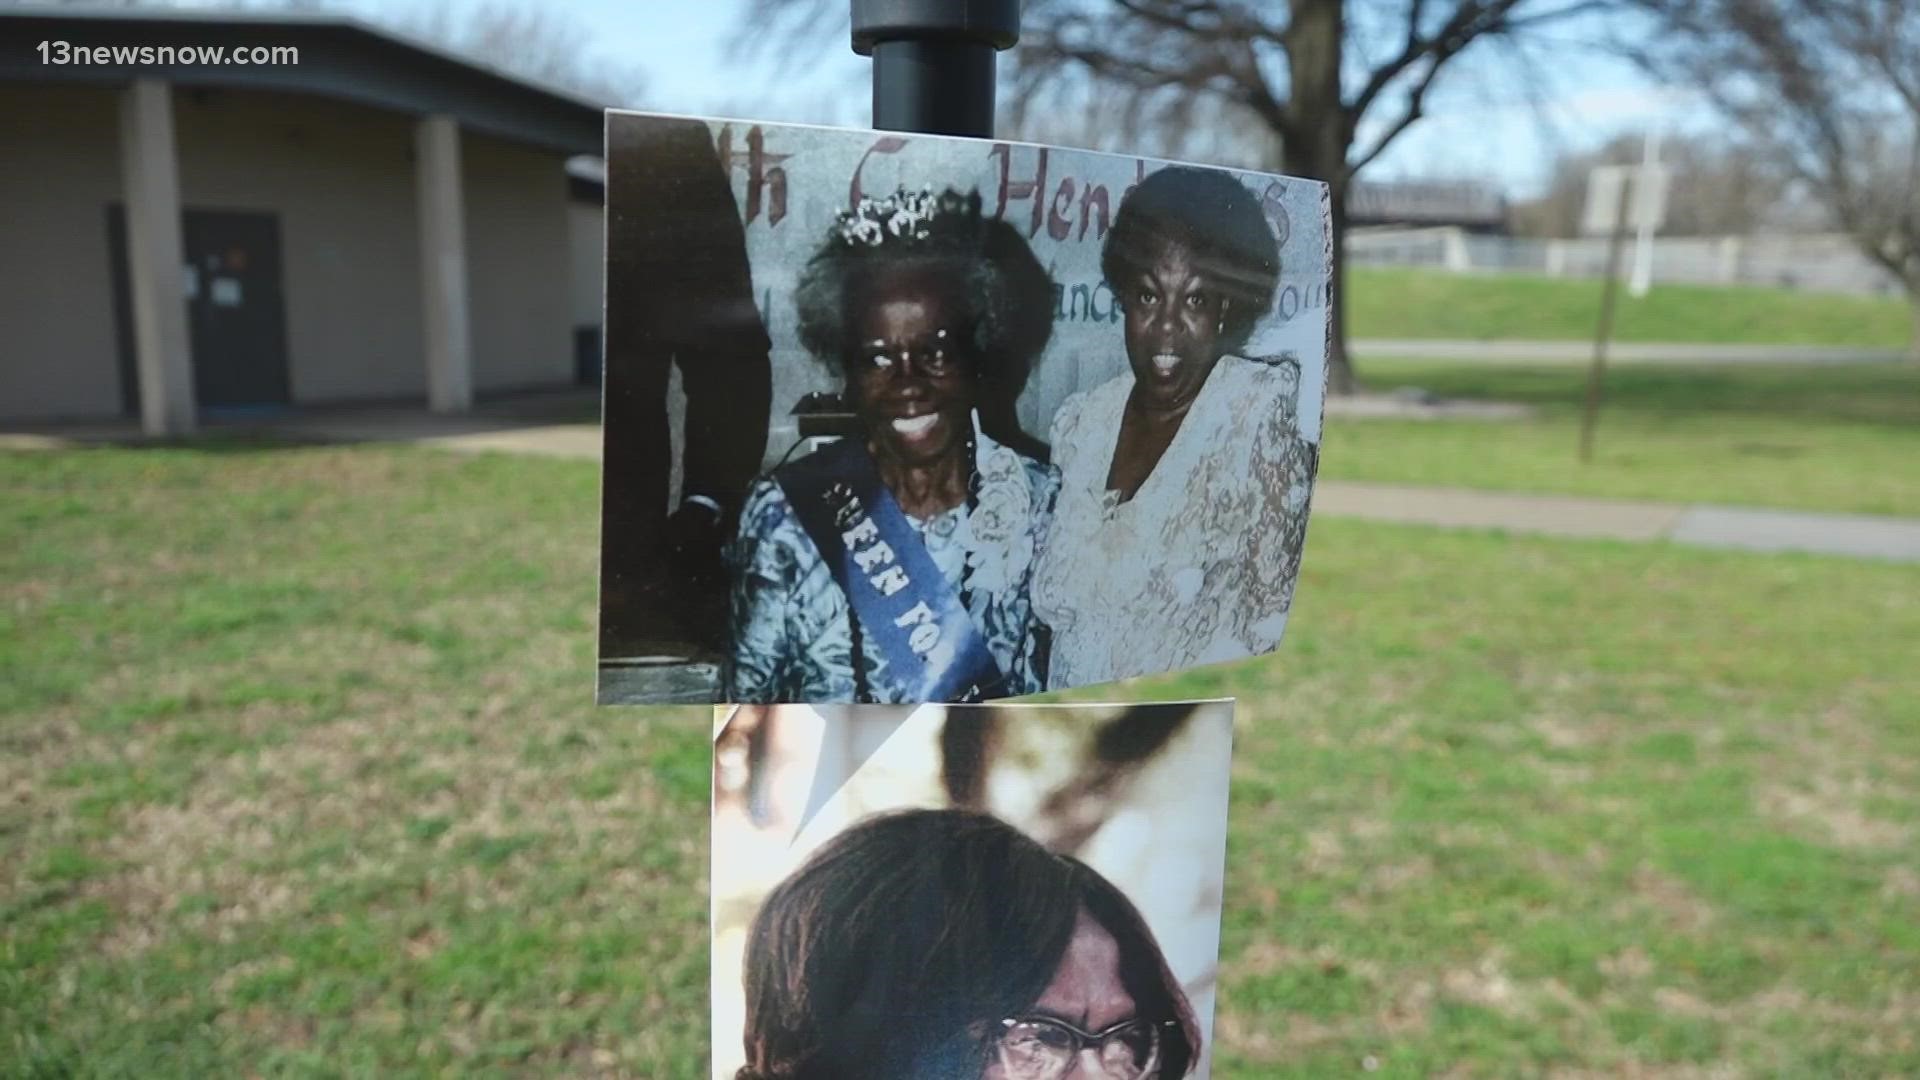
[0,6,605,157]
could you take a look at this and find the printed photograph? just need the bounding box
[711,701,1236,1080]
[598,112,1330,704]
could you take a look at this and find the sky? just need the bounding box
[347,0,1707,198]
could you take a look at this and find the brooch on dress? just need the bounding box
[956,441,1034,597]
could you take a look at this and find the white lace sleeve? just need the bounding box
[1047,389,1089,474]
[1239,403,1318,651]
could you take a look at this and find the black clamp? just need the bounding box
[851,0,1022,54]
[850,0,1022,138]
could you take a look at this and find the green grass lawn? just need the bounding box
[6,444,1918,1077]
[1324,360,1920,517]
[1347,267,1915,348]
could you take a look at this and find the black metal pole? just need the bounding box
[851,0,1020,138]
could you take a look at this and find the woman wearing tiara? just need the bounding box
[722,189,1060,704]
[1033,166,1318,689]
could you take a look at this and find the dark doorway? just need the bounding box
[574,325,602,386]
[109,206,292,417]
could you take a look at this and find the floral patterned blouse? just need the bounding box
[723,425,1060,703]
[1032,357,1318,690]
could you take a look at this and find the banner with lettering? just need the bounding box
[705,119,1330,460]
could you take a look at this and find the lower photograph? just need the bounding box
[711,700,1236,1080]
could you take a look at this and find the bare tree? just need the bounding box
[403,1,648,106]
[1510,130,1794,237]
[1630,0,1920,359]
[737,0,1616,392]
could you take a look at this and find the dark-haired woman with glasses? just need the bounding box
[735,808,1200,1080]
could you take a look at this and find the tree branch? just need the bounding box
[1349,0,1519,120]
[1347,55,1443,175]
[1026,33,1232,94]
[1112,0,1221,36]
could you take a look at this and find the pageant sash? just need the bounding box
[776,439,1005,702]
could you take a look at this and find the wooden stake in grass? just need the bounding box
[1581,176,1635,464]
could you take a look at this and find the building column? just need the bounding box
[118,79,195,436]
[415,115,473,413]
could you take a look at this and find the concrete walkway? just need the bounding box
[1353,340,1908,364]
[0,389,602,457]
[304,410,1920,564]
[1315,481,1920,563]
[9,394,1917,564]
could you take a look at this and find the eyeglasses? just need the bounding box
[849,329,968,380]
[992,1016,1169,1079]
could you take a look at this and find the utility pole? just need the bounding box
[850,0,1020,138]
[1582,176,1635,463]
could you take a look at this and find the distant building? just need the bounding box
[0,8,605,433]
[1348,179,1508,233]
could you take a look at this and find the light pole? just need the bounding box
[850,0,1020,138]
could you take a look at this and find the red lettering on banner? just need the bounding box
[1121,157,1148,205]
[1047,177,1077,241]
[716,124,791,227]
[850,135,912,208]
[746,126,788,226]
[990,144,1049,238]
[1079,183,1110,241]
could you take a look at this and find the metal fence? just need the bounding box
[1347,226,1905,298]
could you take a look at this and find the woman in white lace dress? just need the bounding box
[1033,166,1317,689]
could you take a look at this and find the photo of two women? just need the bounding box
[598,113,1329,706]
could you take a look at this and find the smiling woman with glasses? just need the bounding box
[722,189,1059,705]
[734,808,1200,1080]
